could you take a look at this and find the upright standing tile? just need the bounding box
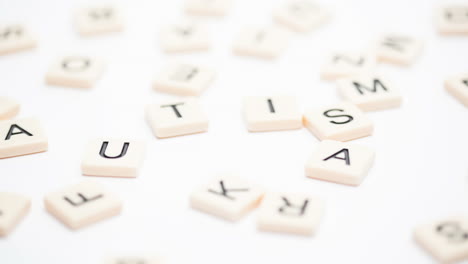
[445,73,468,107]
[233,26,289,59]
[185,0,231,16]
[146,99,209,138]
[337,75,402,111]
[44,181,122,230]
[190,174,264,221]
[320,52,376,80]
[75,6,124,36]
[375,34,423,65]
[0,117,48,159]
[257,192,324,236]
[0,192,31,236]
[81,139,146,178]
[273,0,330,33]
[415,217,468,263]
[436,6,468,35]
[305,140,375,186]
[303,102,373,141]
[0,97,20,120]
[104,256,163,264]
[243,96,302,132]
[159,22,210,53]
[45,55,105,88]
[153,63,216,96]
[0,24,36,55]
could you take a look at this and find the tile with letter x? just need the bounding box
[0,97,20,120]
[320,52,376,80]
[233,26,289,59]
[185,0,231,16]
[0,24,36,56]
[190,174,264,221]
[445,73,468,107]
[0,192,31,237]
[0,117,48,159]
[435,6,468,35]
[375,34,423,65]
[159,22,210,53]
[273,0,330,33]
[44,181,122,230]
[75,5,124,36]
[45,55,106,88]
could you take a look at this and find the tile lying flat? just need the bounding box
[0,117,48,159]
[185,0,231,16]
[320,52,376,80]
[273,0,330,33]
[435,6,468,35]
[375,34,423,65]
[0,24,36,56]
[45,55,105,88]
[0,97,20,120]
[159,22,210,53]
[233,26,289,59]
[0,192,31,237]
[445,73,468,107]
[75,5,124,36]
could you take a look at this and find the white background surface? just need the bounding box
[0,0,467,263]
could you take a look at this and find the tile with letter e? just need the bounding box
[320,52,376,80]
[0,192,31,237]
[0,117,48,159]
[445,73,468,107]
[257,192,324,236]
[375,34,423,65]
[45,55,105,89]
[104,256,163,264]
[305,140,375,186]
[436,6,468,35]
[81,139,146,178]
[159,22,210,53]
[0,97,20,120]
[190,174,264,221]
[243,96,302,132]
[44,180,122,230]
[337,75,402,111]
[415,216,468,263]
[75,5,124,36]
[0,24,36,56]
[233,26,289,59]
[153,63,216,96]
[273,0,330,33]
[185,0,231,16]
[303,102,373,141]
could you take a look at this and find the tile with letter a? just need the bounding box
[0,97,20,120]
[243,96,302,132]
[159,22,210,53]
[337,75,402,111]
[185,0,231,16]
[146,99,209,138]
[257,192,324,236]
[273,0,330,33]
[445,73,468,107]
[104,256,163,264]
[414,216,468,263]
[0,192,31,237]
[375,34,423,65]
[305,140,375,186]
[45,55,105,89]
[0,24,36,56]
[44,180,122,230]
[0,117,48,159]
[320,52,376,80]
[436,6,468,35]
[190,174,264,221]
[153,63,216,96]
[303,102,373,141]
[75,6,124,36]
[233,26,289,59]
[81,139,146,178]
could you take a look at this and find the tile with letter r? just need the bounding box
[0,117,48,159]
[233,26,289,59]
[435,6,468,35]
[445,73,468,107]
[0,97,20,120]
[273,0,330,33]
[0,24,37,56]
[159,22,210,53]
[185,0,232,16]
[320,52,376,80]
[45,55,106,88]
[375,34,423,65]
[75,5,124,36]
[0,192,31,237]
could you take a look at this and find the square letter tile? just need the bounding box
[273,0,330,33]
[337,75,403,111]
[81,139,146,178]
[415,216,468,263]
[320,52,376,80]
[146,99,209,138]
[305,140,375,186]
[45,55,105,88]
[0,117,48,159]
[375,34,423,65]
[0,192,31,236]
[233,26,289,59]
[159,22,210,53]
[436,6,468,35]
[0,97,20,120]
[243,96,302,132]
[0,24,36,55]
[75,6,124,36]
[153,63,216,96]
[445,73,468,107]
[185,0,231,16]
[257,192,324,236]
[44,181,122,230]
[303,102,373,141]
[190,174,264,221]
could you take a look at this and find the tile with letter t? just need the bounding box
[45,55,106,88]
[273,0,330,33]
[159,22,210,53]
[320,52,376,80]
[190,174,264,221]
[0,97,20,120]
[305,140,375,186]
[445,73,468,107]
[436,6,468,35]
[337,75,402,111]
[303,102,373,141]
[75,5,124,36]
[185,0,231,16]
[0,192,31,237]
[146,99,209,138]
[0,117,48,159]
[0,24,36,56]
[375,34,423,65]
[153,63,216,96]
[44,181,122,230]
[257,192,324,236]
[81,139,146,178]
[414,216,468,263]
[243,96,302,132]
[104,256,163,264]
[233,26,289,59]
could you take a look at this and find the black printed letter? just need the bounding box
[99,141,129,159]
[353,79,388,95]
[161,103,184,118]
[278,197,308,216]
[5,124,33,140]
[64,193,103,207]
[208,181,249,200]
[323,148,350,165]
[323,109,353,124]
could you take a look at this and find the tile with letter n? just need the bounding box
[74,5,124,36]
[185,0,232,16]
[435,6,468,35]
[320,52,376,81]
[0,24,37,56]
[273,0,330,33]
[0,192,31,237]
[233,26,289,59]
[45,55,106,88]
[0,97,20,120]
[159,22,210,53]
[190,173,264,221]
[44,180,122,230]
[0,117,48,159]
[445,73,468,107]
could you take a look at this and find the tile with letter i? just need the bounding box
[0,97,20,120]
[104,256,163,264]
[0,192,31,237]
[273,0,330,33]
[74,5,124,36]
[185,0,232,17]
[159,22,210,53]
[0,117,48,159]
[375,34,423,66]
[320,52,376,81]
[0,24,37,56]
[233,26,289,59]
[445,73,468,107]
[436,6,468,35]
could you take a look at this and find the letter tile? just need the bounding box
[0,97,20,120]
[0,24,36,55]
[0,192,31,236]
[185,0,232,16]
[45,55,105,88]
[320,52,376,80]
[375,34,423,65]
[436,6,468,35]
[233,26,289,59]
[159,22,210,53]
[0,117,48,159]
[445,73,468,107]
[75,6,124,36]
[273,0,330,32]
